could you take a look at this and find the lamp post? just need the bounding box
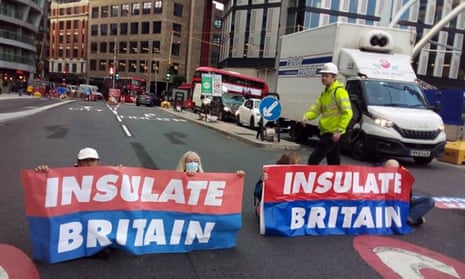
[112,37,117,89]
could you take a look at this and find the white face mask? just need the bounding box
[185,162,199,172]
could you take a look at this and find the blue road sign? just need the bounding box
[259,96,282,121]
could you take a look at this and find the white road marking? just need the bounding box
[375,247,460,278]
[121,124,132,137]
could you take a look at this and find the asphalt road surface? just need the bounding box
[0,96,463,279]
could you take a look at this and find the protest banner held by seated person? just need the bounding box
[258,165,414,236]
[21,166,244,263]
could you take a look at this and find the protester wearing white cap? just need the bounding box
[34,147,111,259]
[35,147,100,172]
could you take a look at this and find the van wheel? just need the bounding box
[351,135,368,161]
[413,157,433,165]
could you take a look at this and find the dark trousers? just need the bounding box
[308,133,341,165]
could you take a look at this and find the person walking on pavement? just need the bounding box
[302,62,353,165]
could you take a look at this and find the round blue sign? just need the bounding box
[259,96,282,121]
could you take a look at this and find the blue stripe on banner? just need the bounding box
[263,200,412,237]
[27,210,242,263]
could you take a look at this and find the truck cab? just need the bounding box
[344,78,446,164]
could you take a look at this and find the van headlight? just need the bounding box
[223,106,231,112]
[374,117,393,128]
[438,123,444,131]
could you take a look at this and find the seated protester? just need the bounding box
[35,147,111,260]
[176,150,245,177]
[254,151,301,215]
[383,159,435,226]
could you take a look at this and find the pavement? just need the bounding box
[160,107,301,150]
[0,93,301,150]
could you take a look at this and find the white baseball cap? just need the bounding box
[77,147,100,160]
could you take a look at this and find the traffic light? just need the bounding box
[115,73,119,80]
[109,66,114,76]
[165,72,171,81]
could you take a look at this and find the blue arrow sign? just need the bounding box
[259,96,282,121]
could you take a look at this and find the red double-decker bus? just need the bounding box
[192,66,269,97]
[103,76,146,102]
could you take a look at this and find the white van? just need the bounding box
[78,84,103,101]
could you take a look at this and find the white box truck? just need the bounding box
[276,22,446,164]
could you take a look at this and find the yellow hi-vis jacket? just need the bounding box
[303,80,353,135]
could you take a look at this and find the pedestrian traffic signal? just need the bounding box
[166,72,171,81]
[109,66,114,76]
[115,73,120,80]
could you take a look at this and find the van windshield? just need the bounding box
[363,80,428,108]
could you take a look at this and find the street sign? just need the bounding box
[259,96,282,121]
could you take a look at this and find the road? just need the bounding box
[0,96,464,278]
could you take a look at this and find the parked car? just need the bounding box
[136,93,161,107]
[67,85,78,97]
[236,98,264,129]
[218,93,245,122]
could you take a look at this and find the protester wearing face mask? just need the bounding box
[176,151,204,174]
[176,150,244,177]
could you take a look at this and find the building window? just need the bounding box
[143,2,152,14]
[111,23,118,35]
[171,42,180,56]
[109,41,116,54]
[132,3,140,15]
[74,7,80,14]
[117,60,126,72]
[152,41,161,53]
[90,60,97,71]
[73,20,79,28]
[58,49,63,57]
[59,21,64,29]
[120,23,128,35]
[99,60,107,71]
[173,23,182,35]
[91,7,98,18]
[154,1,163,13]
[91,42,97,53]
[66,21,71,29]
[101,6,109,18]
[119,41,127,53]
[121,4,129,16]
[111,5,118,17]
[152,21,161,33]
[130,41,138,54]
[141,41,149,53]
[130,22,139,35]
[91,25,98,36]
[139,61,147,73]
[214,18,222,29]
[141,22,149,34]
[100,42,107,53]
[129,60,137,72]
[174,3,183,17]
[101,24,108,36]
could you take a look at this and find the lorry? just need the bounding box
[276,22,446,164]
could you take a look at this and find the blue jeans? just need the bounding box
[409,196,435,221]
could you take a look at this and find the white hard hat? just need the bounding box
[77,147,100,160]
[320,63,338,75]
